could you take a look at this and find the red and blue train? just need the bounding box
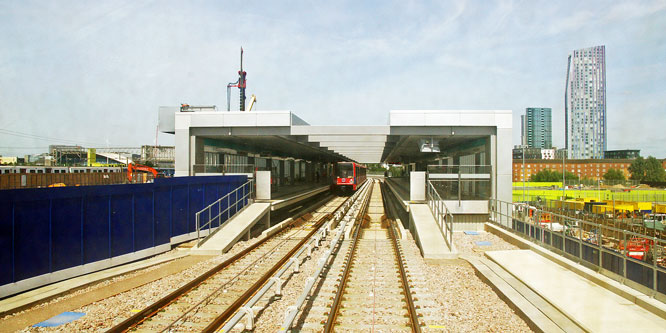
[332,162,367,194]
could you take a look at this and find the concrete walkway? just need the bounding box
[192,202,271,255]
[487,250,666,332]
[409,203,457,262]
[268,185,330,210]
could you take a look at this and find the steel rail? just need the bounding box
[202,194,361,331]
[219,188,370,331]
[324,180,374,332]
[106,201,331,333]
[381,181,423,332]
[201,209,339,332]
[278,182,372,331]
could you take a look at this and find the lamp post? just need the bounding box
[562,149,566,201]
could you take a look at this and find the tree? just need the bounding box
[628,156,645,181]
[530,169,579,182]
[645,156,666,182]
[603,168,626,181]
[629,156,666,182]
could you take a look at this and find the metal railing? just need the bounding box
[489,198,666,299]
[427,180,454,250]
[427,164,491,175]
[193,164,257,175]
[195,179,254,246]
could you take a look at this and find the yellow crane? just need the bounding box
[247,94,257,111]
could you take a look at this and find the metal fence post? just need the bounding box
[623,231,627,280]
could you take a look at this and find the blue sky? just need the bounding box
[1,0,665,157]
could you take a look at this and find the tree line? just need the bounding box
[528,156,666,183]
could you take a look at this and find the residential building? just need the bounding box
[565,45,607,159]
[513,147,555,160]
[525,107,552,148]
[513,159,633,182]
[604,149,640,160]
[520,115,526,146]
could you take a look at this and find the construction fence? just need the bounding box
[0,175,248,298]
[0,172,154,190]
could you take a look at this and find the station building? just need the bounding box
[159,108,513,225]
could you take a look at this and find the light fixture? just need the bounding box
[419,137,440,153]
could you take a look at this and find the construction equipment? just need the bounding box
[247,94,257,111]
[127,163,160,182]
[226,47,248,111]
[619,237,655,262]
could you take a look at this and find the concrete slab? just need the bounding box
[462,255,570,333]
[409,204,457,262]
[486,250,666,332]
[485,222,666,319]
[268,185,330,211]
[192,202,271,255]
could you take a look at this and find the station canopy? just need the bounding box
[160,108,510,164]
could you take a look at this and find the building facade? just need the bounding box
[513,159,633,182]
[525,107,552,148]
[604,149,640,160]
[565,45,607,159]
[513,147,555,160]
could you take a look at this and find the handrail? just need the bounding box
[426,179,453,250]
[426,164,491,174]
[488,198,666,297]
[195,179,254,247]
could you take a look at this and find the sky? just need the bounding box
[1,0,665,157]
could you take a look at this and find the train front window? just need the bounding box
[337,164,353,178]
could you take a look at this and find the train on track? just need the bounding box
[332,162,367,194]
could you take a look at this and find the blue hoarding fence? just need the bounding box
[0,175,248,297]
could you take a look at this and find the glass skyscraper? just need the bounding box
[525,107,552,149]
[565,45,606,159]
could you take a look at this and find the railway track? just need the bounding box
[296,180,423,332]
[107,196,349,333]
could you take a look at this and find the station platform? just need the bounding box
[385,177,410,210]
[192,202,271,255]
[486,249,666,331]
[409,203,458,262]
[264,184,330,211]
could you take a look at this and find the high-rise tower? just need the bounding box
[525,107,552,149]
[565,45,606,159]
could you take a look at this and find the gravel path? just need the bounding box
[405,231,533,332]
[17,238,260,332]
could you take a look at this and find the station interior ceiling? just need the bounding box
[200,133,489,166]
[382,135,488,164]
[200,134,348,163]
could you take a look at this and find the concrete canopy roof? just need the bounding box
[165,109,511,164]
